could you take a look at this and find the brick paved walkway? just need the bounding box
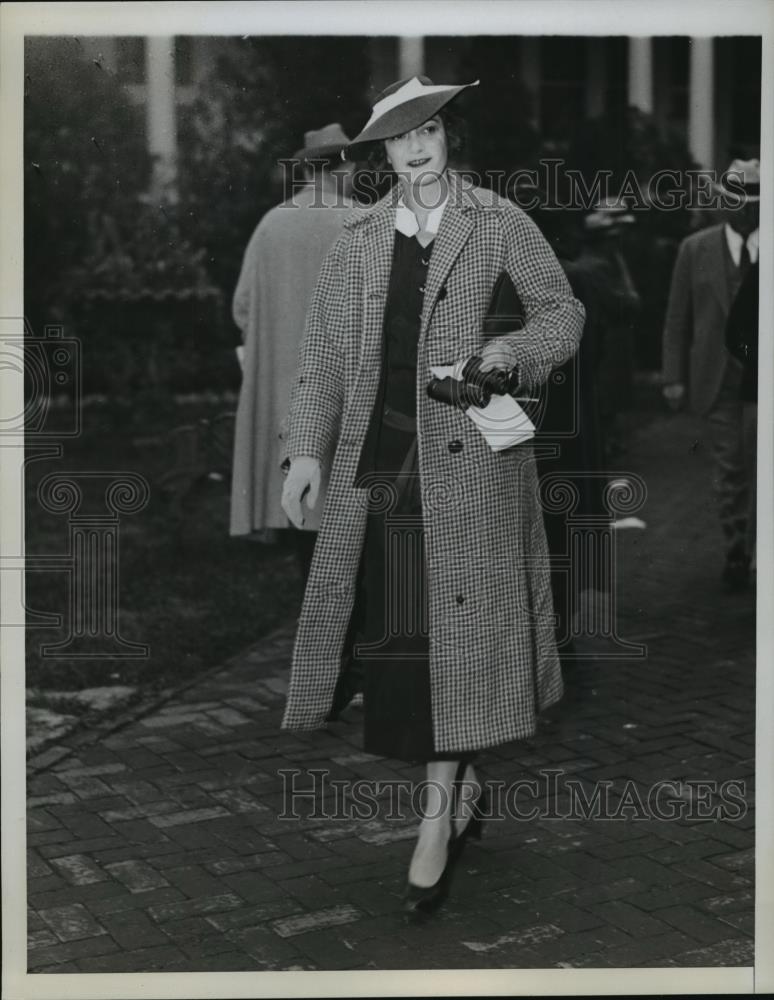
[26,410,755,972]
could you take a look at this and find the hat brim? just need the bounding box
[292,142,350,161]
[584,213,637,231]
[345,85,472,158]
[711,179,761,203]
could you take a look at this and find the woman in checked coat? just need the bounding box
[281,76,585,915]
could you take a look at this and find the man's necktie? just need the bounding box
[739,240,751,274]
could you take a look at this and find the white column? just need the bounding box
[628,37,653,113]
[398,37,424,79]
[586,38,606,118]
[688,37,715,169]
[145,36,177,195]
[521,37,541,129]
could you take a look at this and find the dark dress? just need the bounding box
[352,231,475,764]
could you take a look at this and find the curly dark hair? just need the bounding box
[360,103,467,174]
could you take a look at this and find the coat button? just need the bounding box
[419,284,425,293]
[456,594,465,605]
[438,285,448,300]
[448,439,463,453]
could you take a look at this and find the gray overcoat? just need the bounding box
[230,185,351,535]
[662,223,743,416]
[281,171,585,753]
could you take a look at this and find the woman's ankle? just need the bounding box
[454,767,482,832]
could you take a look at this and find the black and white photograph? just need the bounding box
[1,1,773,996]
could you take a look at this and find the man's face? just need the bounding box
[724,200,760,238]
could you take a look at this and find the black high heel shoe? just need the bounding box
[403,762,467,917]
[402,858,454,916]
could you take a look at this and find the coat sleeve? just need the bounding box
[661,236,693,386]
[284,235,347,464]
[232,225,262,340]
[498,207,586,389]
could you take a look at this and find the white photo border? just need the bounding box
[2,1,772,997]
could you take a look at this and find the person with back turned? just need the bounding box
[230,124,355,578]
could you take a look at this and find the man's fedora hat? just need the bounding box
[714,158,761,203]
[293,123,352,161]
[584,196,637,232]
[345,75,479,156]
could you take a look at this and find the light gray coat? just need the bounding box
[230,185,351,534]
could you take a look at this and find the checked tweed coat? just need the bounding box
[281,170,585,753]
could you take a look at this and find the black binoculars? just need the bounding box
[426,355,521,410]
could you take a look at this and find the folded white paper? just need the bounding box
[430,363,535,452]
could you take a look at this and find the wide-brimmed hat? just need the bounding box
[714,158,761,203]
[345,75,479,156]
[293,123,352,161]
[584,196,637,232]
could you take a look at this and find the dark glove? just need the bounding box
[427,355,520,410]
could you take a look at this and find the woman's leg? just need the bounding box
[408,760,482,887]
[408,761,457,888]
[454,763,482,837]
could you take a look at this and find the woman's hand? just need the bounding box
[281,456,321,529]
[662,382,685,413]
[478,338,515,373]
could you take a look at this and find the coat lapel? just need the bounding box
[701,225,730,315]
[420,172,476,342]
[362,189,396,300]
[355,190,396,394]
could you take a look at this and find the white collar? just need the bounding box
[395,193,448,237]
[724,223,759,265]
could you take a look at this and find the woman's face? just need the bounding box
[383,116,448,190]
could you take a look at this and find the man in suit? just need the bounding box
[725,261,759,581]
[662,158,760,591]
